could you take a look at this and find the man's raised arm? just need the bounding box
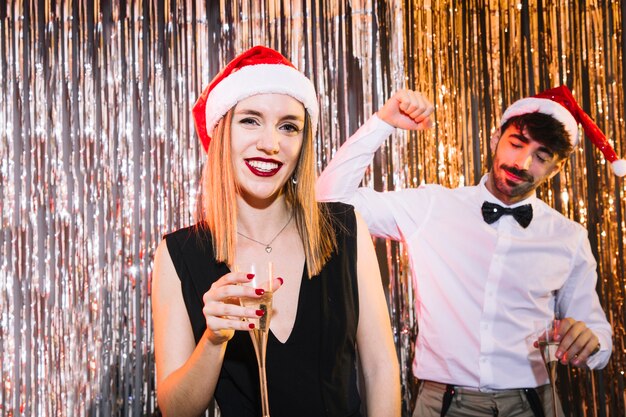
[316,90,434,237]
[317,90,433,201]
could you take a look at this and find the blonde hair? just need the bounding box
[197,108,336,277]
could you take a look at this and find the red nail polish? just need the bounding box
[248,323,255,329]
[247,273,255,280]
[255,288,265,296]
[256,309,265,316]
[277,277,284,285]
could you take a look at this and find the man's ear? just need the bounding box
[490,130,501,153]
[548,158,567,179]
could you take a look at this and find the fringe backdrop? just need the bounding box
[0,1,624,416]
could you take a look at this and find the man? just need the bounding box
[317,86,623,417]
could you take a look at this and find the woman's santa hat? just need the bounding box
[192,46,319,152]
[500,85,626,176]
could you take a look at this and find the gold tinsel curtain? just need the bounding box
[0,1,623,416]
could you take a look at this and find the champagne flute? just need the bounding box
[534,318,560,417]
[237,261,274,417]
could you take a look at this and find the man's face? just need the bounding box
[487,124,566,205]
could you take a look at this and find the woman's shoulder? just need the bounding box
[162,223,225,290]
[320,201,357,234]
[320,201,355,214]
[320,201,355,223]
[164,222,209,243]
[163,222,213,258]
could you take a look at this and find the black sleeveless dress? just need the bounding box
[165,202,362,417]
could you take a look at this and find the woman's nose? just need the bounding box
[256,129,280,154]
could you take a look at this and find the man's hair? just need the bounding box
[500,112,573,160]
[196,108,337,278]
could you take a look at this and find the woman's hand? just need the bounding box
[202,271,283,345]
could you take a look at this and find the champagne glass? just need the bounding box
[534,319,560,417]
[237,261,274,417]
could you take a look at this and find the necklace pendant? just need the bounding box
[265,246,272,253]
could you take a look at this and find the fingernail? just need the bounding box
[256,309,265,316]
[555,350,563,359]
[277,277,284,285]
[248,323,255,329]
[255,288,265,296]
[533,341,538,348]
[572,358,581,366]
[247,273,255,280]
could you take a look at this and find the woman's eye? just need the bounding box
[281,123,300,133]
[240,117,258,125]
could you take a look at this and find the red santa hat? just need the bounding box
[192,46,319,152]
[500,85,626,177]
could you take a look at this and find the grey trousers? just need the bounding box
[412,380,565,417]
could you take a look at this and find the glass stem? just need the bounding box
[250,329,271,417]
[548,370,558,417]
[259,361,270,417]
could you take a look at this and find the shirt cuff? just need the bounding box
[370,113,395,134]
[586,342,611,369]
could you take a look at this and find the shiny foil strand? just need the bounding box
[0,1,625,416]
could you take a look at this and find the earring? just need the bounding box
[291,176,298,185]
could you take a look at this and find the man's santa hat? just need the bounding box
[500,85,626,176]
[192,46,319,152]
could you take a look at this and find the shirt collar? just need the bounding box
[478,173,539,209]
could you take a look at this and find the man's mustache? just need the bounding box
[501,165,534,183]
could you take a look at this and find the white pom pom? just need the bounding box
[611,159,626,177]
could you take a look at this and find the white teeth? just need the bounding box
[247,160,279,172]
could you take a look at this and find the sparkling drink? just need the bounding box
[240,291,273,331]
[241,291,274,375]
[535,320,560,417]
[237,262,273,417]
[537,341,558,384]
[242,291,273,416]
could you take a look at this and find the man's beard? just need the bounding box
[493,164,536,198]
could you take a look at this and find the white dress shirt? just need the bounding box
[317,114,612,390]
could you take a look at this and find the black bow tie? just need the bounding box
[481,201,533,228]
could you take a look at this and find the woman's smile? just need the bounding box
[245,157,283,177]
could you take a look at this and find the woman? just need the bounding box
[151,46,400,417]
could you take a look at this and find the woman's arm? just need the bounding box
[152,240,226,416]
[152,240,268,417]
[353,212,401,416]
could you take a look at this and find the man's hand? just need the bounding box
[554,317,601,368]
[377,89,435,130]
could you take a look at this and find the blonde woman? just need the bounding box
[151,46,400,417]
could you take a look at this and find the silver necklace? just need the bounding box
[237,214,293,253]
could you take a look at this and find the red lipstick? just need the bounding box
[245,158,283,177]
